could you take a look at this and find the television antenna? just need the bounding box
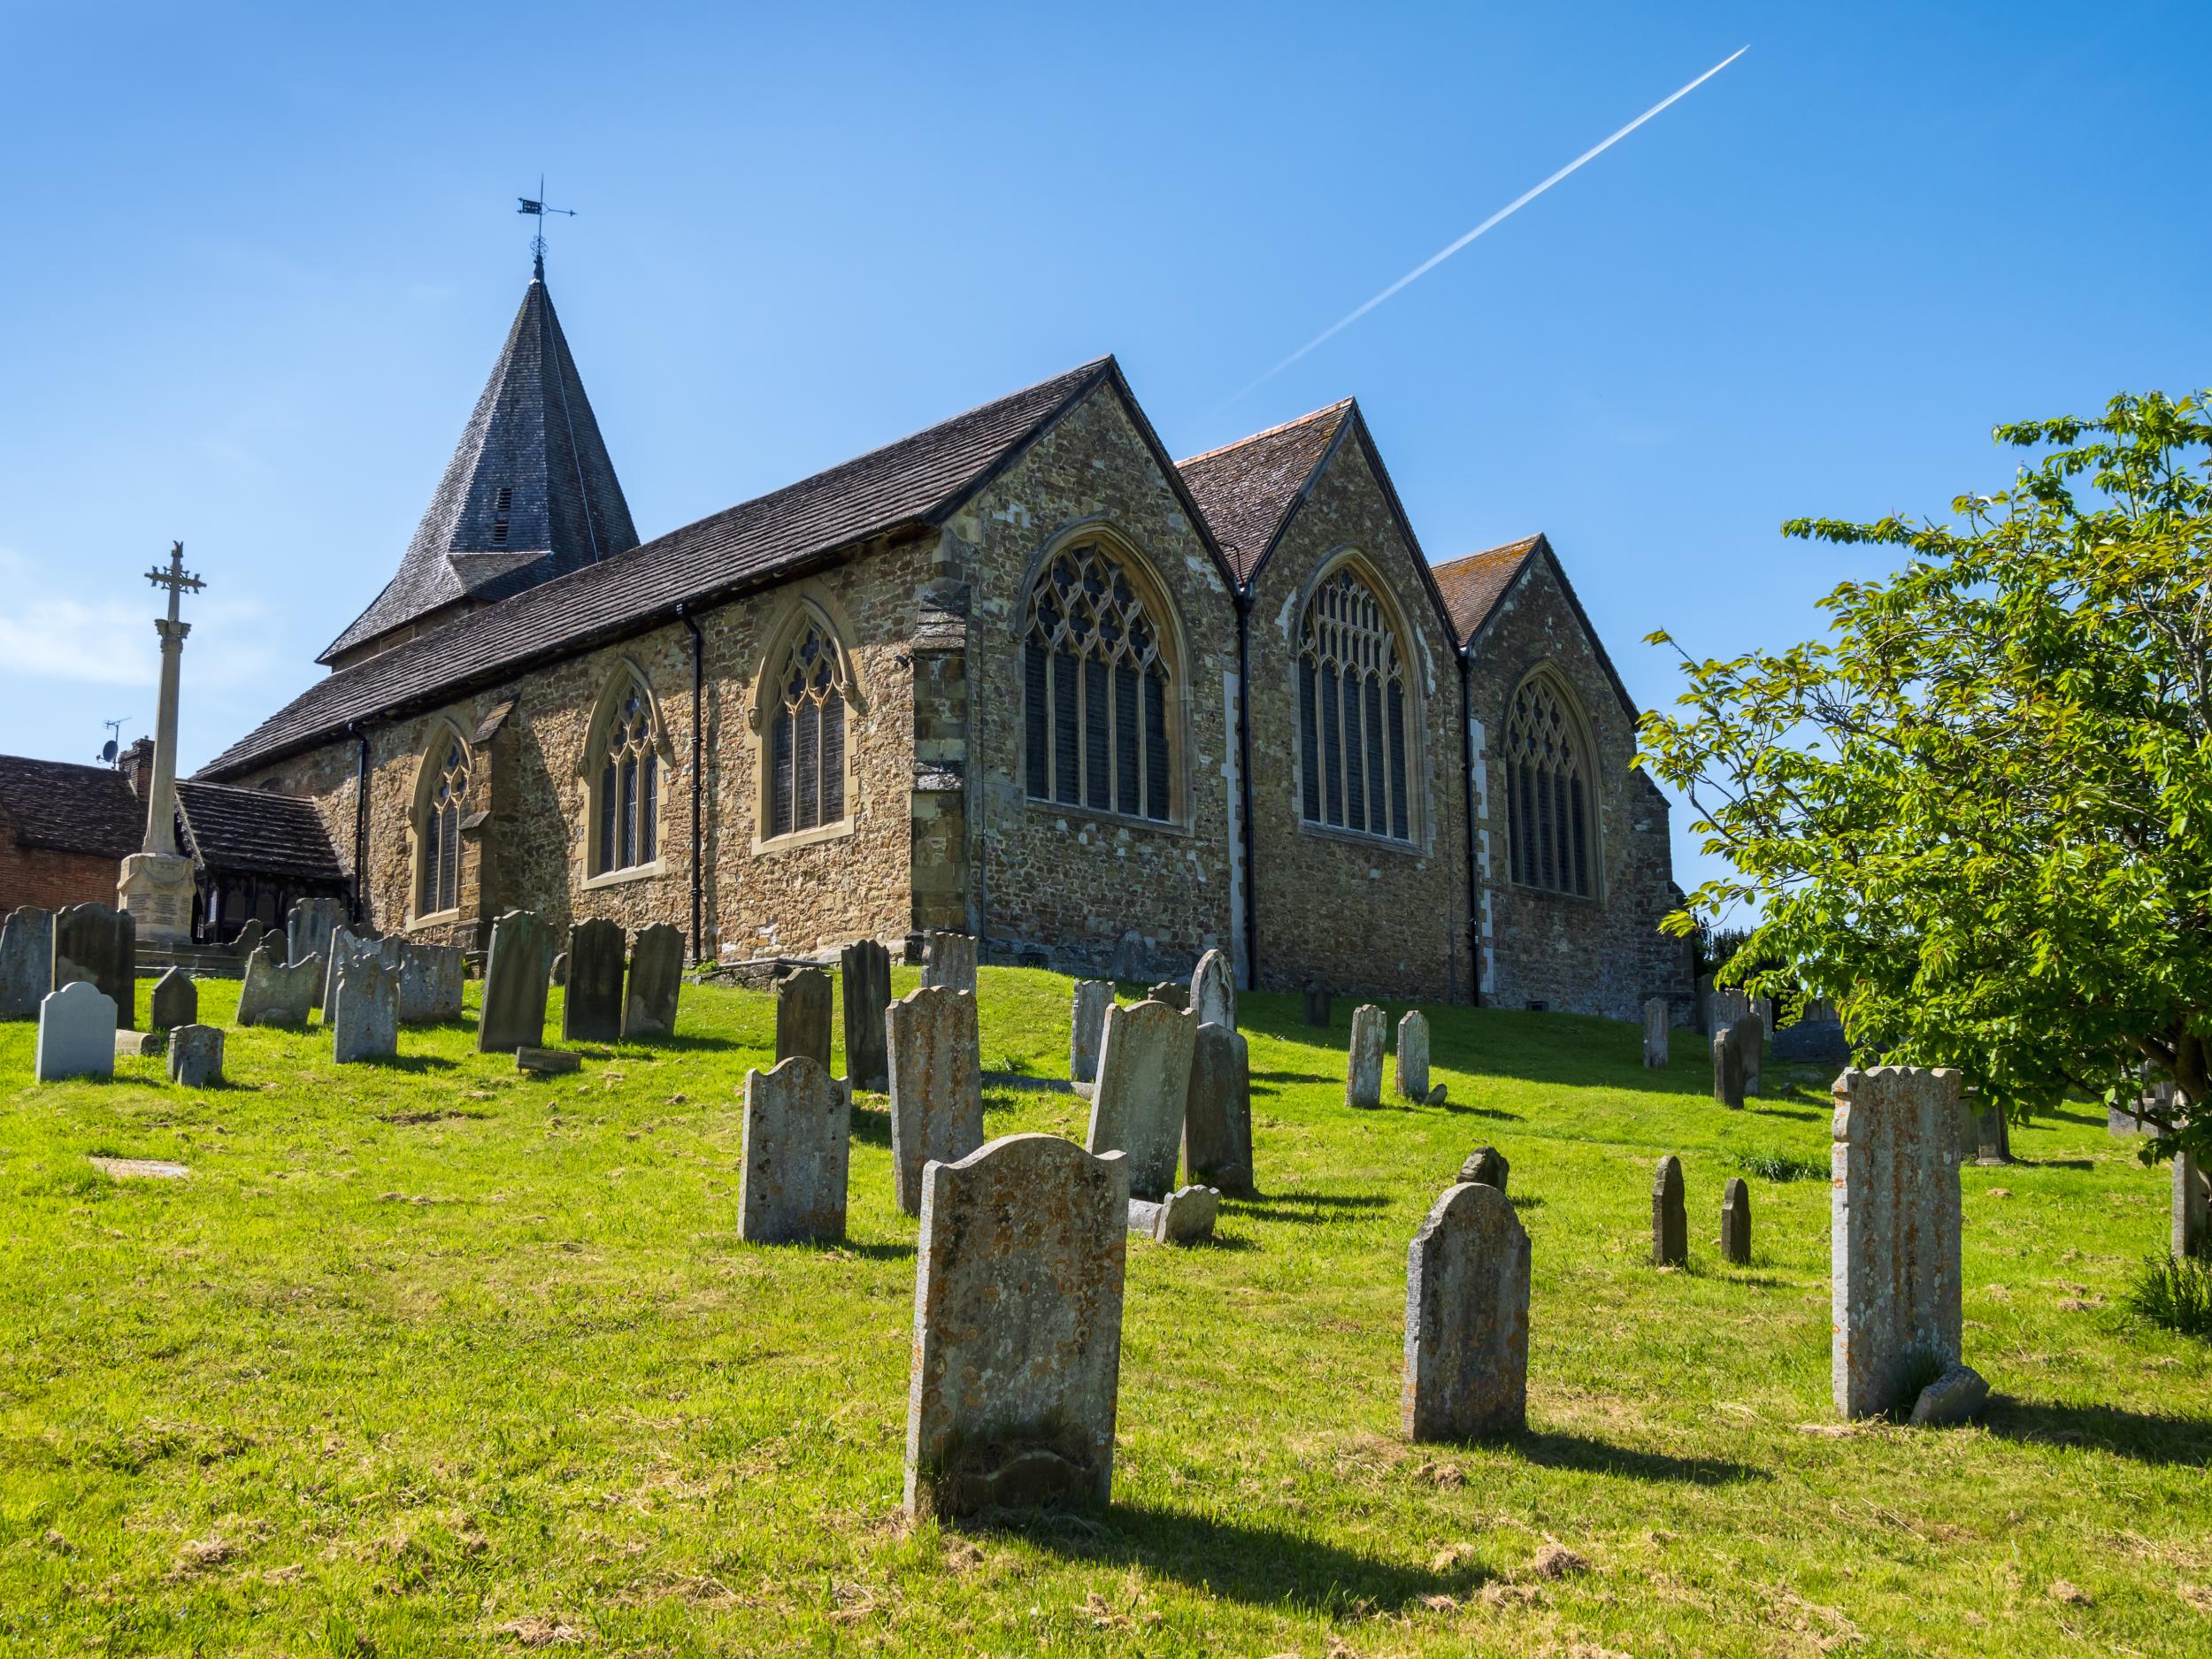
[100,718,127,765]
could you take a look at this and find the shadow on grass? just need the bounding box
[1230,1191,1392,1225]
[632,1033,749,1057]
[1252,1070,1335,1087]
[1511,1430,1769,1486]
[353,1054,462,1075]
[2008,1157,2094,1171]
[1982,1397,2212,1466]
[851,1105,893,1148]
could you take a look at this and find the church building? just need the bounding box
[199,267,1689,1018]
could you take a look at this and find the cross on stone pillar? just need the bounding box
[117,542,204,947]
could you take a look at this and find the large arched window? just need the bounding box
[592,678,660,874]
[416,735,469,916]
[766,619,848,839]
[1024,541,1174,822]
[1503,672,1595,897]
[1298,565,1413,841]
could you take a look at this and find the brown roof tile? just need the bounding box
[175,781,345,881]
[1432,534,1544,644]
[1174,402,1353,583]
[0,756,142,859]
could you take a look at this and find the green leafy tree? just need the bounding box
[1640,390,2212,1160]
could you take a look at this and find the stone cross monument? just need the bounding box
[116,542,204,948]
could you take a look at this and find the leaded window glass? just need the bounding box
[1297,567,1412,841]
[767,622,847,838]
[1024,542,1172,821]
[418,740,468,914]
[1502,673,1593,896]
[595,683,659,872]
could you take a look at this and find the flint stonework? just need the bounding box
[479,911,551,1054]
[840,940,892,1091]
[1652,1154,1687,1267]
[333,959,399,1064]
[287,897,344,968]
[1183,1021,1253,1192]
[1302,980,1331,1028]
[1347,1004,1386,1110]
[1643,997,1669,1068]
[0,906,54,1020]
[919,930,977,995]
[397,943,465,1023]
[168,1024,224,1087]
[624,922,684,1037]
[1458,1145,1509,1193]
[2174,1152,2209,1261]
[904,1133,1129,1519]
[776,966,833,1070]
[1832,1066,1964,1420]
[35,980,117,1083]
[1190,949,1235,1030]
[563,918,627,1043]
[1394,1010,1431,1102]
[740,1056,852,1244]
[238,947,319,1027]
[1086,1000,1198,1201]
[150,968,196,1032]
[53,903,134,1027]
[1720,1176,1751,1264]
[887,986,984,1217]
[1069,979,1114,1085]
[1402,1181,1531,1441]
[1711,1026,1745,1109]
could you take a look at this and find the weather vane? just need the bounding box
[517,176,576,279]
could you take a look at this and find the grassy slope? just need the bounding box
[0,970,2206,1658]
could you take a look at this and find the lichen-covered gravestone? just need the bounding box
[1720,1176,1751,1264]
[1652,1154,1687,1267]
[150,968,197,1032]
[563,918,627,1043]
[1832,1067,1964,1419]
[1144,979,1190,1012]
[1732,1016,1763,1097]
[1069,979,1114,1086]
[333,958,399,1064]
[1642,997,1670,1068]
[0,905,54,1020]
[227,917,265,962]
[1394,1010,1431,1102]
[1402,1181,1530,1441]
[1347,1004,1386,1110]
[35,979,117,1082]
[623,922,684,1037]
[287,896,344,969]
[2176,1153,2209,1261]
[396,943,465,1023]
[238,947,319,1027]
[775,966,833,1070]
[1189,949,1235,1030]
[1128,1184,1218,1244]
[740,1056,851,1244]
[323,929,401,1023]
[1458,1145,1509,1193]
[840,940,892,1091]
[904,1133,1129,1519]
[53,902,135,1028]
[887,986,984,1217]
[1086,1000,1197,1201]
[1183,1021,1253,1192]
[1711,1025,1745,1109]
[1710,986,1751,1033]
[1302,980,1331,1029]
[478,911,550,1054]
[918,930,977,995]
[168,1024,224,1087]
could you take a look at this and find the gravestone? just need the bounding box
[1106,928,1148,983]
[776,965,833,1069]
[478,910,551,1054]
[1183,1022,1253,1192]
[887,986,984,1217]
[1652,1154,1687,1267]
[919,930,977,995]
[1751,995,1774,1048]
[1694,972,1716,1034]
[623,923,684,1037]
[1711,1025,1745,1109]
[1732,1016,1763,1097]
[1302,980,1331,1028]
[0,905,54,1019]
[168,1024,224,1087]
[1347,1004,1386,1110]
[322,929,401,1022]
[1128,1184,1218,1244]
[1144,979,1190,1012]
[1457,1145,1509,1193]
[1832,1067,1964,1419]
[238,946,319,1026]
[35,979,116,1082]
[1710,986,1751,1033]
[549,951,569,987]
[1402,1181,1531,1441]
[1642,997,1670,1068]
[396,943,465,1023]
[150,968,196,1032]
[840,939,892,1091]
[287,896,343,969]
[1970,1094,2012,1166]
[228,917,265,961]
[1394,1010,1431,1102]
[1720,1176,1752,1264]
[114,1029,165,1059]
[1190,948,1235,1030]
[562,918,627,1043]
[332,958,399,1064]
[1085,1000,1198,1201]
[740,1056,852,1244]
[517,1047,581,1075]
[904,1133,1128,1519]
[53,902,135,1027]
[1069,979,1114,1086]
[2174,1152,2208,1262]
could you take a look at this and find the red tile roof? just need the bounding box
[1174,403,1353,583]
[1432,534,1544,644]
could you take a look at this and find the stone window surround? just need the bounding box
[747,588,870,855]
[1496,662,1606,904]
[575,658,680,888]
[404,717,474,930]
[1287,548,1431,851]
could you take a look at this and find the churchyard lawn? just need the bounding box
[2,971,2207,1656]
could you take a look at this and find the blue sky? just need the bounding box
[3,0,2207,902]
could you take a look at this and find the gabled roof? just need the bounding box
[203,357,1125,780]
[0,754,346,879]
[175,780,345,881]
[319,275,640,664]
[1175,402,1353,583]
[1436,534,1640,721]
[0,756,142,858]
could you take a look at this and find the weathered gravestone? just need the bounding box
[238,947,319,1026]
[887,986,984,1217]
[1086,1000,1197,1201]
[740,1056,851,1244]
[2173,1152,2208,1262]
[35,979,116,1082]
[1128,1184,1218,1244]
[332,958,399,1064]
[1652,1153,1687,1267]
[1732,1016,1763,1097]
[227,918,265,961]
[1974,1095,2012,1166]
[1720,1176,1752,1264]
[0,906,54,1020]
[1190,949,1235,1031]
[150,968,196,1032]
[1347,1004,1386,1110]
[1183,1022,1253,1192]
[776,966,833,1069]
[396,943,465,1023]
[548,952,569,987]
[53,903,134,1027]
[1069,979,1114,1086]
[1458,1145,1509,1193]
[1402,1181,1531,1441]
[1394,1010,1431,1102]
[1144,979,1190,1012]
[623,923,684,1037]
[1710,986,1751,1034]
[1642,997,1670,1068]
[918,930,977,995]
[1711,1025,1745,1109]
[1832,1067,1964,1419]
[323,929,401,1023]
[478,911,550,1054]
[287,896,344,969]
[904,1133,1128,1519]
[562,918,627,1043]
[168,1024,224,1087]
[114,1029,165,1059]
[840,940,892,1091]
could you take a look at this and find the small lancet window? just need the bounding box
[1503,673,1594,897]
[767,622,848,839]
[1022,541,1172,821]
[595,684,658,873]
[418,740,469,915]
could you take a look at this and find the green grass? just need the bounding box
[2126,1252,2212,1340]
[2,968,2208,1656]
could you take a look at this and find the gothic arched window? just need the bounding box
[1297,566,1413,841]
[1503,672,1594,897]
[592,680,660,874]
[1024,541,1174,821]
[417,737,469,915]
[766,620,848,839]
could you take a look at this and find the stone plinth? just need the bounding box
[117,850,196,949]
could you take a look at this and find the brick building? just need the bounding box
[198,270,1689,1018]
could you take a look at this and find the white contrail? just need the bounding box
[1226,46,1747,404]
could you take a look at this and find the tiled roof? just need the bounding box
[319,276,641,664]
[1432,534,1544,644]
[1174,402,1352,583]
[175,780,345,880]
[203,357,1115,780]
[0,756,142,858]
[0,755,346,880]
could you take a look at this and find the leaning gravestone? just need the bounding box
[1732,1015,1763,1097]
[53,902,134,1028]
[150,968,197,1032]
[1183,1022,1253,1192]
[887,986,984,1217]
[623,923,684,1037]
[840,939,892,1091]
[1069,979,1114,1086]
[1458,1145,1509,1193]
[1711,1025,1745,1109]
[776,966,833,1069]
[332,958,399,1064]
[0,905,54,1020]
[1721,1176,1752,1264]
[168,1024,224,1087]
[563,918,627,1043]
[1302,980,1332,1029]
[396,943,465,1022]
[740,1056,851,1244]
[238,946,319,1026]
[2176,1153,2209,1261]
[1144,979,1190,1012]
[1394,1010,1431,1102]
[1832,1067,1964,1419]
[478,910,551,1054]
[1347,1004,1386,1110]
[287,896,344,969]
[1128,1184,1218,1244]
[1652,1154,1687,1267]
[1086,1000,1198,1201]
[1402,1180,1530,1442]
[919,930,978,995]
[1190,948,1235,1031]
[35,979,117,1082]
[904,1133,1128,1519]
[1642,997,1670,1068]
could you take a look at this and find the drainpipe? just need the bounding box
[349,724,371,928]
[1234,586,1259,993]
[1458,649,1481,1006]
[680,604,706,965]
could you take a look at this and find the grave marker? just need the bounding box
[919,930,977,995]
[1085,1000,1197,1201]
[1402,1181,1531,1441]
[1652,1154,1687,1267]
[1183,1022,1253,1192]
[887,986,984,1217]
[1128,1184,1218,1244]
[333,958,399,1064]
[1347,1004,1386,1110]
[150,967,196,1032]
[1068,979,1114,1086]
[53,902,134,1027]
[1721,1176,1751,1263]
[776,965,833,1069]
[1302,980,1331,1029]
[1190,948,1235,1030]
[840,940,892,1091]
[237,947,319,1027]
[478,910,550,1053]
[1711,1025,1745,1109]
[168,1024,224,1087]
[0,906,55,1020]
[1394,1010,1431,1102]
[396,943,465,1023]
[287,896,344,969]
[1642,997,1669,1068]
[624,922,684,1037]
[35,979,116,1082]
[740,1056,851,1244]
[1458,1146,1509,1193]
[563,918,627,1042]
[1732,1016,1763,1097]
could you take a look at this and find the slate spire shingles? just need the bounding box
[319,275,640,666]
